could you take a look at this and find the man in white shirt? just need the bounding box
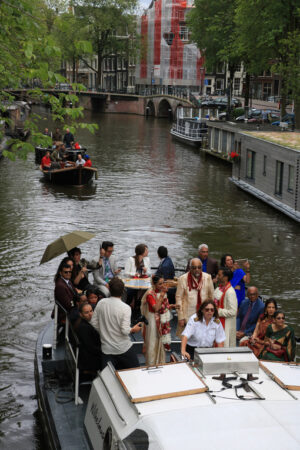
[91,277,142,370]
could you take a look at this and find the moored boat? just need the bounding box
[170,107,208,147]
[40,165,98,186]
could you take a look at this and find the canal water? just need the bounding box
[0,107,299,448]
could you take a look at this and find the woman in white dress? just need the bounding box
[181,300,225,360]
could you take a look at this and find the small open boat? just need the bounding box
[40,165,98,186]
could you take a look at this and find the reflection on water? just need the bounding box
[0,109,299,448]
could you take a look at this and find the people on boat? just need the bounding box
[124,243,151,278]
[75,154,85,166]
[186,244,219,283]
[155,246,175,280]
[92,241,120,298]
[43,127,52,137]
[52,128,62,142]
[40,150,51,170]
[83,154,92,167]
[175,258,214,336]
[74,302,102,378]
[240,298,277,357]
[220,254,250,307]
[214,267,238,347]
[155,246,176,303]
[259,310,296,362]
[140,275,178,366]
[181,300,226,360]
[236,286,264,344]
[63,128,74,148]
[91,277,142,370]
[74,142,81,149]
[54,261,77,325]
[86,287,102,310]
[68,247,91,292]
[50,145,61,163]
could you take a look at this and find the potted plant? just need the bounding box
[230,151,240,162]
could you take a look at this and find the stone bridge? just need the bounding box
[6,89,194,119]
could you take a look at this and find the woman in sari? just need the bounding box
[240,298,277,357]
[259,310,296,362]
[220,254,250,307]
[141,275,177,366]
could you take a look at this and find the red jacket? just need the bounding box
[41,155,51,168]
[84,159,92,167]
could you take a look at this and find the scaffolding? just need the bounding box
[136,0,204,90]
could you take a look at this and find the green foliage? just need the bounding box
[0,0,98,160]
[232,108,245,118]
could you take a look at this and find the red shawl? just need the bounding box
[216,282,231,328]
[187,271,203,311]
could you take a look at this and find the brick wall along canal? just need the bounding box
[0,107,299,448]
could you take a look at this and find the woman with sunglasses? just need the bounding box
[259,310,296,362]
[181,300,226,360]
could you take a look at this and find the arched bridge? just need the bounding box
[6,88,194,119]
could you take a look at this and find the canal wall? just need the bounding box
[205,121,300,222]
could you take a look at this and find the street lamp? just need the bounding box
[200,67,205,96]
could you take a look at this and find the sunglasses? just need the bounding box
[63,270,72,274]
[191,266,202,269]
[276,317,285,320]
[204,308,214,312]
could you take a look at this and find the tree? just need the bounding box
[72,0,138,90]
[0,0,97,160]
[235,0,300,126]
[188,0,242,117]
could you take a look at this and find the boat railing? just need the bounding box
[172,123,208,140]
[53,301,83,406]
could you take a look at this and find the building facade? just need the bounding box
[135,0,204,95]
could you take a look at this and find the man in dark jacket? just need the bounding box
[63,128,74,148]
[155,246,175,280]
[54,262,77,324]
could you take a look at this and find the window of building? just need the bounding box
[235,64,241,72]
[275,160,284,195]
[288,165,294,192]
[216,79,224,90]
[263,82,272,98]
[179,24,189,41]
[216,62,225,74]
[234,78,240,92]
[263,155,267,176]
[246,150,256,180]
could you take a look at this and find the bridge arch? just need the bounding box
[157,99,173,119]
[145,100,155,117]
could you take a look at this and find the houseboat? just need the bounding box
[170,107,208,147]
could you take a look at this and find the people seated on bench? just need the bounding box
[91,277,142,370]
[86,287,102,310]
[68,247,91,292]
[75,302,102,378]
[236,286,264,344]
[181,300,225,360]
[259,310,296,362]
[54,261,77,325]
[92,241,120,298]
[40,150,51,170]
[240,298,277,357]
[84,154,92,167]
[75,154,85,166]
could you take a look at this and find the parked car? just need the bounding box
[271,113,295,126]
[55,83,72,90]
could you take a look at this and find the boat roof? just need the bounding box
[87,360,300,449]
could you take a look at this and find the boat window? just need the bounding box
[275,160,284,195]
[288,165,294,192]
[122,429,149,449]
[246,150,256,180]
